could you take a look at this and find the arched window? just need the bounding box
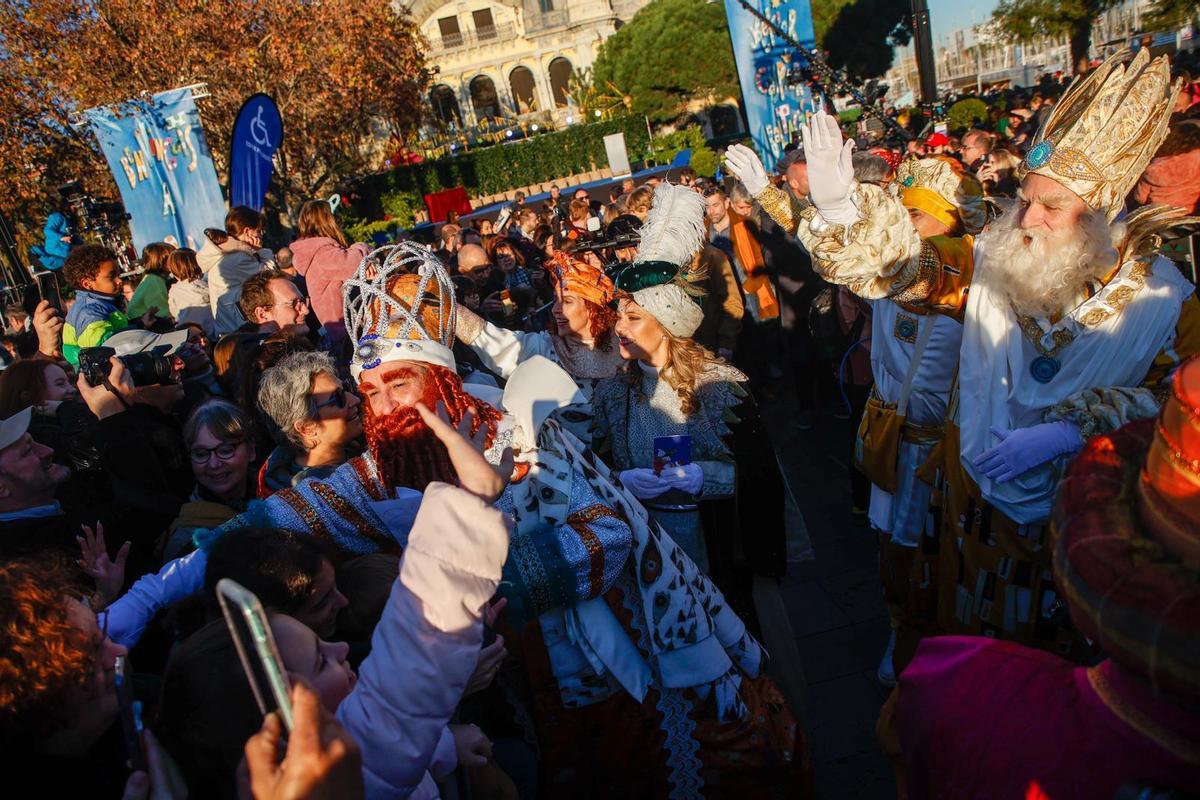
[509,66,537,113]
[429,84,462,126]
[469,75,502,121]
[547,57,573,108]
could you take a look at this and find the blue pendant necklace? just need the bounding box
[1017,313,1074,384]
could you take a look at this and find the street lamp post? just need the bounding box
[911,0,938,103]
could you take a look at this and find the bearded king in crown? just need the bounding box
[726,48,1200,656]
[196,242,810,797]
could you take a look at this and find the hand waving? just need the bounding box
[77,521,129,610]
[723,144,770,197]
[800,109,858,222]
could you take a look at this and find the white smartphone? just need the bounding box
[216,578,294,732]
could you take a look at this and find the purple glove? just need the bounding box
[618,468,672,500]
[662,463,703,496]
[972,421,1083,483]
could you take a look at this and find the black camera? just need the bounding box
[78,345,175,388]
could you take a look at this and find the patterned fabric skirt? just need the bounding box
[500,584,813,799]
[911,424,1085,659]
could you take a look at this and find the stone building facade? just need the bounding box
[402,0,652,128]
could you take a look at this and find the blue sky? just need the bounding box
[928,0,1000,48]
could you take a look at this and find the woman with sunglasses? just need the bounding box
[161,399,258,561]
[256,350,363,497]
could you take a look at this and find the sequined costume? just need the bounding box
[748,50,1200,654]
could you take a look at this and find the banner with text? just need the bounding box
[86,88,226,253]
[722,0,818,171]
[229,94,283,211]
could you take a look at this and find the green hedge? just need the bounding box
[644,127,718,177]
[946,99,989,134]
[348,116,651,223]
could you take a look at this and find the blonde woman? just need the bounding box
[591,183,785,581]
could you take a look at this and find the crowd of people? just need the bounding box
[1,45,1199,800]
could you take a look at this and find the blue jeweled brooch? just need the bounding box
[1025,141,1054,170]
[356,334,383,370]
[1030,355,1060,384]
[903,175,915,187]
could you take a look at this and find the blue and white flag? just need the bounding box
[722,0,819,171]
[85,88,226,252]
[229,94,283,211]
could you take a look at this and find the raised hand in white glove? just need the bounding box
[972,421,1083,484]
[800,109,858,225]
[618,468,672,500]
[661,463,703,496]
[723,143,770,197]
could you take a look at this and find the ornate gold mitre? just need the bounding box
[1020,48,1180,222]
[895,155,988,235]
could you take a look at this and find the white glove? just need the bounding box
[618,468,672,500]
[662,463,703,496]
[800,110,858,225]
[723,143,770,197]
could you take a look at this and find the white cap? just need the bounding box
[104,328,189,356]
[0,406,32,452]
[349,337,457,381]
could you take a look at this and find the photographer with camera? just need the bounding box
[72,330,196,571]
[33,207,75,271]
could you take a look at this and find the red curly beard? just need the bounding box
[361,364,503,494]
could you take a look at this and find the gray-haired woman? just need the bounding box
[256,350,363,496]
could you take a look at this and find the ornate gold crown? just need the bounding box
[895,155,987,235]
[1020,48,1180,222]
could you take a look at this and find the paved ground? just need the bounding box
[765,401,898,799]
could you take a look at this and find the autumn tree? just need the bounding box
[990,0,1119,76]
[1142,0,1199,30]
[591,0,739,125]
[0,0,430,240]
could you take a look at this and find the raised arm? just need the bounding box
[336,482,508,799]
[454,305,552,379]
[724,113,975,319]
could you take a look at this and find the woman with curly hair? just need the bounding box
[454,250,624,443]
[591,183,785,585]
[0,555,178,795]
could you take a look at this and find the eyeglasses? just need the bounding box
[190,441,245,464]
[271,297,309,312]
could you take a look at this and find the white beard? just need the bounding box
[975,206,1121,319]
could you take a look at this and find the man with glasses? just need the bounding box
[236,270,311,337]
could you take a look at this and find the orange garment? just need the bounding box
[1134,147,1200,214]
[726,211,780,321]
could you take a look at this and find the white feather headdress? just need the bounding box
[634,182,708,269]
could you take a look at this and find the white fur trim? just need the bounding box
[633,284,704,338]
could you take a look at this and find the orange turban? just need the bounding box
[551,252,615,307]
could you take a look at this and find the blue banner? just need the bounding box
[85,88,226,253]
[229,94,283,211]
[722,0,819,171]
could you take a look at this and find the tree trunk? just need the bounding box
[1069,19,1093,76]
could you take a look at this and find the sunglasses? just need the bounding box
[310,384,354,416]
